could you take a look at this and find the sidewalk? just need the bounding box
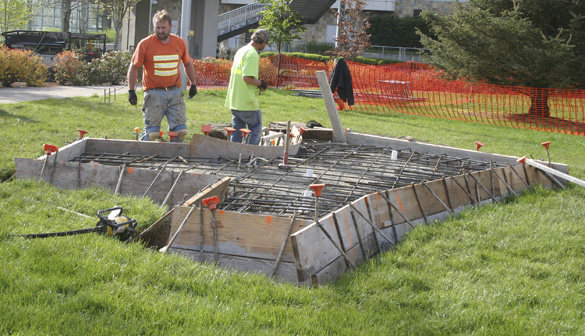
[0,84,127,104]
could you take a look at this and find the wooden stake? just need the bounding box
[159,205,197,253]
[378,192,415,229]
[411,183,428,225]
[421,181,454,215]
[349,203,395,247]
[271,213,297,278]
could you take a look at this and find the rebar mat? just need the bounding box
[71,141,505,220]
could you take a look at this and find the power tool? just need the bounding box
[15,207,137,242]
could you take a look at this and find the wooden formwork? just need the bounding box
[14,129,571,286]
[290,164,552,285]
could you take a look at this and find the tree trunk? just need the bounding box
[528,88,550,118]
[114,27,121,51]
[61,0,71,32]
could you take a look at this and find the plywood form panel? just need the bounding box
[170,206,311,262]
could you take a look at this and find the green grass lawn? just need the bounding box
[1,88,585,334]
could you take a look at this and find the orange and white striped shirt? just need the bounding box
[131,34,191,91]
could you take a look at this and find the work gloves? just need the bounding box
[128,90,137,105]
[259,80,268,91]
[188,85,197,99]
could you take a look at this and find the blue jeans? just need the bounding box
[230,109,262,145]
[141,87,187,142]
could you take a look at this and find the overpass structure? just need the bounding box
[128,0,337,59]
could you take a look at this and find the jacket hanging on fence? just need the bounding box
[330,58,354,106]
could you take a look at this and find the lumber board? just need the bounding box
[38,138,87,162]
[316,70,346,143]
[291,165,554,284]
[527,159,585,188]
[310,233,378,286]
[345,132,569,172]
[170,248,307,284]
[291,197,379,282]
[182,176,231,207]
[170,207,311,262]
[15,158,218,205]
[84,138,191,158]
[331,202,376,261]
[189,134,300,159]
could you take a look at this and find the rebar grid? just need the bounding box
[71,142,504,220]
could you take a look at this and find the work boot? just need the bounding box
[176,129,188,142]
[148,132,160,141]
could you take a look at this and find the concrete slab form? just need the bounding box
[14,131,568,285]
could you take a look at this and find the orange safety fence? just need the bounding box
[192,56,585,136]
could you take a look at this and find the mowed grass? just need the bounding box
[1,87,585,334]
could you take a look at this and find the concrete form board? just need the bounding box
[15,157,219,205]
[345,132,569,174]
[189,134,300,159]
[291,165,554,284]
[169,205,311,263]
[170,248,304,284]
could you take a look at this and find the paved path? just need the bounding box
[0,85,127,104]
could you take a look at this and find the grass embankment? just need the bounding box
[1,88,585,334]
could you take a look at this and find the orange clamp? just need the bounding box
[202,196,220,211]
[475,141,484,151]
[224,127,236,141]
[541,141,551,150]
[43,144,59,155]
[517,155,527,165]
[201,124,212,136]
[240,128,251,137]
[77,129,89,139]
[309,183,326,197]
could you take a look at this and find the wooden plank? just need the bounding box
[345,132,569,172]
[331,200,377,261]
[291,165,560,285]
[311,233,378,286]
[84,138,191,158]
[290,210,347,282]
[170,207,311,262]
[316,70,346,143]
[291,197,379,282]
[15,158,218,205]
[527,159,585,188]
[189,134,300,159]
[182,176,230,207]
[38,138,87,162]
[170,248,307,284]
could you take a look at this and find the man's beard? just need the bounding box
[156,32,169,41]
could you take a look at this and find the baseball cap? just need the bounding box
[252,29,270,45]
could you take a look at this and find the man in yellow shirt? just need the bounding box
[225,29,270,145]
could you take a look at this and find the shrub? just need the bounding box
[0,46,47,87]
[54,50,86,85]
[54,50,131,86]
[98,50,132,85]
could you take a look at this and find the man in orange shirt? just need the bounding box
[127,10,197,142]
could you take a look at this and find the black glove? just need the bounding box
[188,85,197,99]
[259,80,268,91]
[128,90,137,105]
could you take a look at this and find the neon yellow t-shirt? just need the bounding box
[225,44,260,111]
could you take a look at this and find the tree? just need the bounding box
[0,0,30,33]
[95,0,140,50]
[257,0,306,54]
[418,0,585,118]
[329,0,371,60]
[256,0,306,88]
